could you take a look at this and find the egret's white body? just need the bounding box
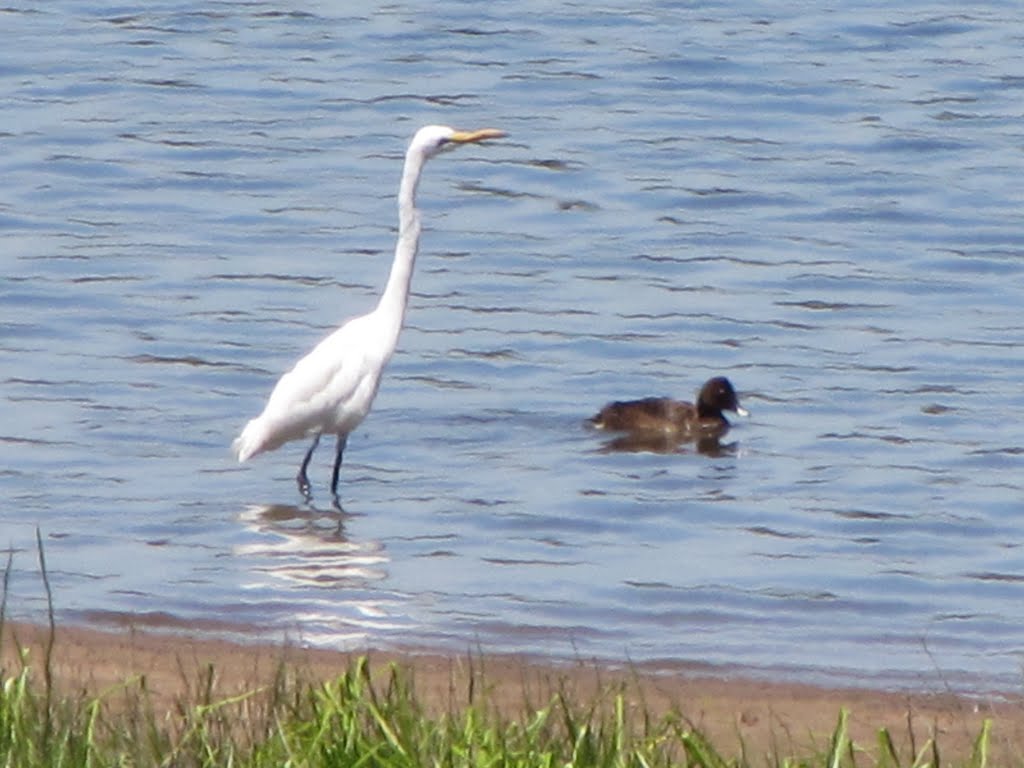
[233,125,505,504]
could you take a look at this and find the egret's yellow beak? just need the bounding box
[449,128,507,144]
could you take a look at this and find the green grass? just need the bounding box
[0,645,998,768]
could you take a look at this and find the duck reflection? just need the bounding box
[599,432,738,456]
[236,503,388,588]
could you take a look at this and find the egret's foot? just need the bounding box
[296,473,314,504]
[296,433,321,504]
[330,434,347,501]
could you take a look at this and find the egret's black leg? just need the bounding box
[297,433,321,502]
[330,434,348,509]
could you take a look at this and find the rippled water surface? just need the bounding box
[4,2,1024,691]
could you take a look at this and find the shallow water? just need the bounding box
[3,1,1024,691]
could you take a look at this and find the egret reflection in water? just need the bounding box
[237,504,389,588]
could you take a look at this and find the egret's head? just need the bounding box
[411,124,507,159]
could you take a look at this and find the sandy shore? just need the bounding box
[3,619,1022,762]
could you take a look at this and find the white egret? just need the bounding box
[232,125,506,505]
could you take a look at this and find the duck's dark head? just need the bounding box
[696,377,748,419]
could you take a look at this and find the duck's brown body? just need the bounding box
[589,376,746,439]
[591,396,728,436]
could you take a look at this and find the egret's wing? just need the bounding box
[237,322,374,458]
[268,326,368,412]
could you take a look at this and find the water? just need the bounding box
[3,1,1024,692]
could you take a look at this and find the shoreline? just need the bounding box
[3,619,1023,761]
[54,605,1016,696]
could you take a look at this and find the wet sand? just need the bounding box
[3,620,1022,762]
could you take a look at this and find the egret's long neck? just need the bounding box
[374,146,427,354]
